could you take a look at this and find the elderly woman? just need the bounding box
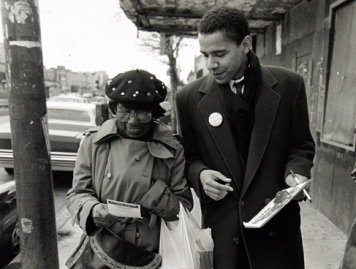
[65,69,193,269]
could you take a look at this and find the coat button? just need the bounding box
[107,173,111,179]
[232,238,239,244]
[135,156,140,161]
[269,231,276,237]
[136,232,140,238]
[265,198,271,204]
[240,201,244,206]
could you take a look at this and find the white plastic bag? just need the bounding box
[185,207,214,269]
[159,203,214,269]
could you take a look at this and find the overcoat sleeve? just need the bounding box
[284,75,315,179]
[176,87,209,202]
[139,142,193,221]
[66,135,100,234]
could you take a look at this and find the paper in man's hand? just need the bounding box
[243,179,313,228]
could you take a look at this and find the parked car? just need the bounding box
[81,93,94,99]
[48,95,90,103]
[0,180,19,267]
[0,101,98,174]
[0,99,8,109]
[88,95,107,104]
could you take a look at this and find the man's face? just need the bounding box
[199,31,249,84]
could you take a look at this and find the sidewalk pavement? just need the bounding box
[4,191,347,269]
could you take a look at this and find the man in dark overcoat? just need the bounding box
[176,6,315,269]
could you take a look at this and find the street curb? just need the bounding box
[56,204,71,232]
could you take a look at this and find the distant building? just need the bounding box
[193,54,208,80]
[0,42,109,100]
[0,42,7,101]
[186,54,209,83]
[43,66,108,98]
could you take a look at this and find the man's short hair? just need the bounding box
[198,6,250,46]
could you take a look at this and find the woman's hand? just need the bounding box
[92,203,117,228]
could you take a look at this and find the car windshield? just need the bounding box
[47,109,91,122]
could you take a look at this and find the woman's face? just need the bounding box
[116,103,153,139]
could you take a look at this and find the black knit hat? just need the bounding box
[105,69,167,110]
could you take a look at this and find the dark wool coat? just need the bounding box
[176,65,315,269]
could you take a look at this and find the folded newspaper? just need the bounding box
[243,179,313,228]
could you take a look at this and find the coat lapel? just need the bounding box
[198,75,243,193]
[242,67,281,196]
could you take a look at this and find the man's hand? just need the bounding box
[92,203,117,228]
[200,169,233,201]
[285,173,309,201]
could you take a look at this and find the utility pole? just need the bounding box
[1,1,59,268]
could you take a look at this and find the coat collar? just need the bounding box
[199,65,278,94]
[92,119,178,150]
[242,66,280,195]
[198,74,243,192]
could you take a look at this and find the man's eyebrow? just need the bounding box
[200,49,227,54]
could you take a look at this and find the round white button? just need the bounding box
[209,112,223,127]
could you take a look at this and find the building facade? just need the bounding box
[43,66,108,98]
[0,42,108,101]
[0,42,7,103]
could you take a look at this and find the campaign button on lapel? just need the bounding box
[209,112,223,127]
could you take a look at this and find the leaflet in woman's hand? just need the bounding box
[107,199,142,218]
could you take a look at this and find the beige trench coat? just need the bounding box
[66,119,193,255]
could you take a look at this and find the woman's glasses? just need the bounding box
[116,111,152,123]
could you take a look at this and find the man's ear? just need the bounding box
[241,35,252,54]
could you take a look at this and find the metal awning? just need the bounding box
[119,0,301,37]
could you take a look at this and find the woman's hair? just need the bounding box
[198,6,250,46]
[108,100,166,119]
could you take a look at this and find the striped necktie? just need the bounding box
[233,81,243,97]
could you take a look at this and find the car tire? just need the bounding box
[11,223,20,255]
[5,168,14,175]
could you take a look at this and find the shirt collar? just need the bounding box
[229,76,244,88]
